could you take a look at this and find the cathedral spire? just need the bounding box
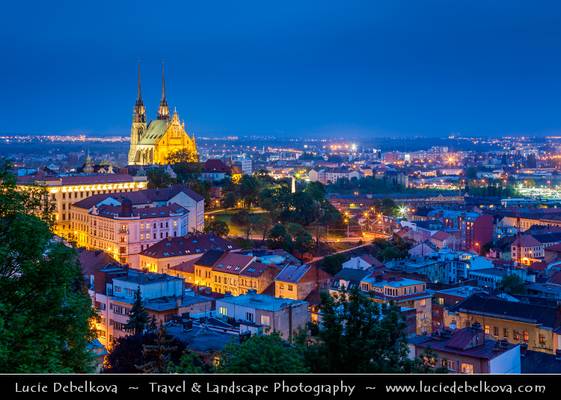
[133,63,146,123]
[137,63,142,101]
[157,62,170,120]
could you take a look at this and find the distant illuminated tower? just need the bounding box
[83,152,95,173]
[127,63,198,165]
[291,176,296,193]
[157,63,170,120]
[128,63,147,164]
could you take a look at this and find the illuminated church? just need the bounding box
[128,65,198,165]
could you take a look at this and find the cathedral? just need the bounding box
[128,65,198,165]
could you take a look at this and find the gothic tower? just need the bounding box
[128,64,147,165]
[157,63,170,120]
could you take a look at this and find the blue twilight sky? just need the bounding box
[1,0,561,138]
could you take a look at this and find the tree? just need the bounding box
[204,220,230,237]
[238,175,261,209]
[147,168,175,189]
[167,351,206,373]
[217,333,308,373]
[231,210,253,239]
[222,192,237,209]
[320,254,347,275]
[298,289,410,373]
[167,149,199,164]
[304,181,326,202]
[372,237,410,261]
[105,328,185,373]
[379,198,398,217]
[499,274,527,295]
[0,160,95,372]
[267,224,292,251]
[124,286,149,336]
[287,223,314,254]
[172,161,202,183]
[136,325,182,373]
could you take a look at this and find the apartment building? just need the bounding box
[444,294,561,354]
[215,292,309,341]
[139,234,238,274]
[17,172,148,237]
[274,264,332,300]
[89,265,213,348]
[409,324,521,373]
[360,274,432,335]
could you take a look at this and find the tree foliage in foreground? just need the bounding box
[297,288,433,373]
[0,160,96,372]
[217,333,308,373]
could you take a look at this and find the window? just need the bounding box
[218,306,228,316]
[523,331,529,342]
[493,326,499,337]
[484,325,490,335]
[503,328,509,338]
[245,312,254,322]
[443,359,457,371]
[287,285,293,292]
[261,315,271,326]
[460,363,474,374]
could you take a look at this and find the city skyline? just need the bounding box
[2,1,561,138]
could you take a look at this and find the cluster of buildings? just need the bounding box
[14,68,561,374]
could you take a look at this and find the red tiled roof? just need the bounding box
[73,184,203,209]
[512,234,541,248]
[528,261,548,271]
[78,248,115,277]
[360,254,384,268]
[240,261,277,278]
[546,243,561,253]
[141,233,238,259]
[18,173,139,186]
[169,257,200,273]
[548,271,561,285]
[431,231,451,241]
[212,253,254,274]
[96,203,187,219]
[203,159,231,173]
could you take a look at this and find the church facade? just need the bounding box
[128,65,198,165]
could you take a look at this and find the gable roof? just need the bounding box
[449,294,561,329]
[195,249,227,267]
[333,268,372,284]
[240,261,277,278]
[203,159,231,173]
[138,120,170,145]
[432,230,452,241]
[212,253,254,274]
[512,235,541,248]
[359,254,384,268]
[275,264,311,283]
[73,184,203,209]
[141,234,238,259]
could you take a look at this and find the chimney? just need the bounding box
[520,343,528,357]
[119,198,133,217]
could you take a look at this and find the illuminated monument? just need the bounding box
[128,64,198,165]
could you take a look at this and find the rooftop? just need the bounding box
[217,292,306,312]
[449,294,561,329]
[141,233,238,259]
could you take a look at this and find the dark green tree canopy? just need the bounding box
[0,160,95,372]
[217,333,308,373]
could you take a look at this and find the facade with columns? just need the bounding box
[128,65,198,165]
